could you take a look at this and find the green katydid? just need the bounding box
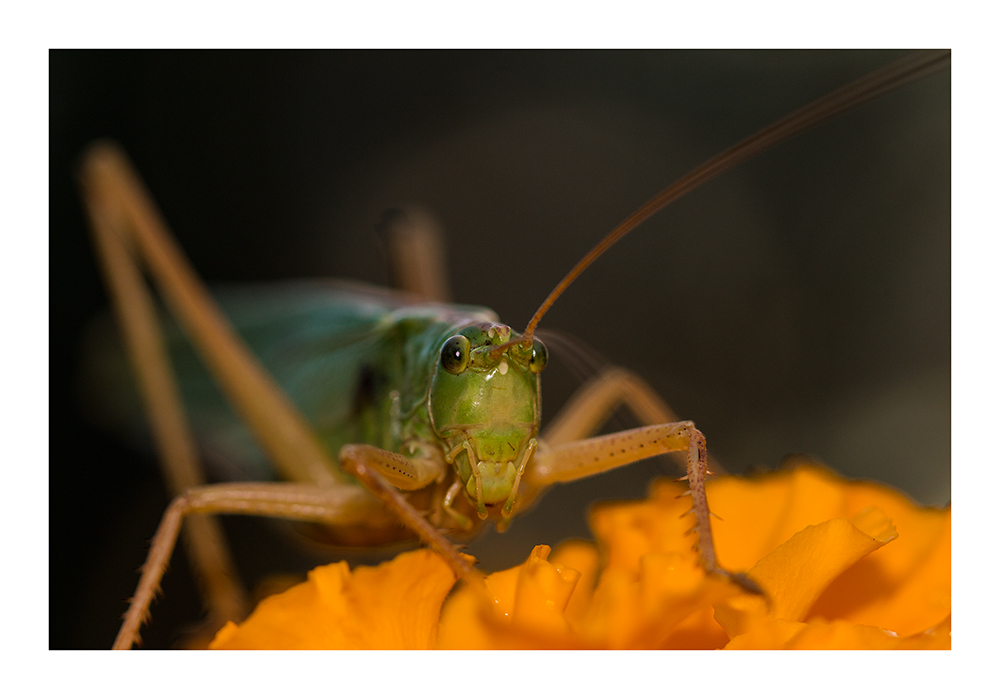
[72,50,949,649]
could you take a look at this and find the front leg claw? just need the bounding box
[712,567,766,598]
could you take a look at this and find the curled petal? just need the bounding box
[210,548,459,649]
[809,483,951,635]
[715,509,897,639]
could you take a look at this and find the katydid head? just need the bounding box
[429,321,547,522]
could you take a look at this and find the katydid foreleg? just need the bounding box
[539,366,726,475]
[531,423,719,564]
[338,444,483,585]
[111,480,401,649]
[525,369,756,591]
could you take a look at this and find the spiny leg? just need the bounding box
[541,366,725,474]
[528,368,757,591]
[81,146,249,635]
[80,142,339,489]
[96,442,492,651]
[112,481,398,650]
[530,422,720,565]
[81,140,344,630]
[113,442,480,650]
[338,444,482,588]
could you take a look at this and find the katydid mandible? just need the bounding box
[78,50,949,649]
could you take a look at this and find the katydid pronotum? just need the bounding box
[58,51,950,649]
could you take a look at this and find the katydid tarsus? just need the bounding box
[72,50,952,645]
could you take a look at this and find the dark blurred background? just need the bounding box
[50,50,949,648]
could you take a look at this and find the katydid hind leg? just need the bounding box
[82,143,341,490]
[81,145,251,639]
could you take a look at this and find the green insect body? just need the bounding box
[161,281,547,541]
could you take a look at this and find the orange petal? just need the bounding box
[715,508,897,638]
[576,552,743,649]
[435,581,501,650]
[437,545,588,649]
[549,539,600,625]
[209,549,458,649]
[723,618,806,649]
[895,614,951,650]
[809,487,951,635]
[589,482,702,576]
[725,615,951,650]
[706,464,874,570]
[702,463,949,638]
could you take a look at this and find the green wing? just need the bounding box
[87,280,495,483]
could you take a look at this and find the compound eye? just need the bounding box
[528,338,548,374]
[440,335,471,374]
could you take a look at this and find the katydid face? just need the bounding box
[429,322,546,514]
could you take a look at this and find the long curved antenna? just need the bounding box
[521,49,950,341]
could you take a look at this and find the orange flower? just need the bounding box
[210,549,458,649]
[210,464,950,650]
